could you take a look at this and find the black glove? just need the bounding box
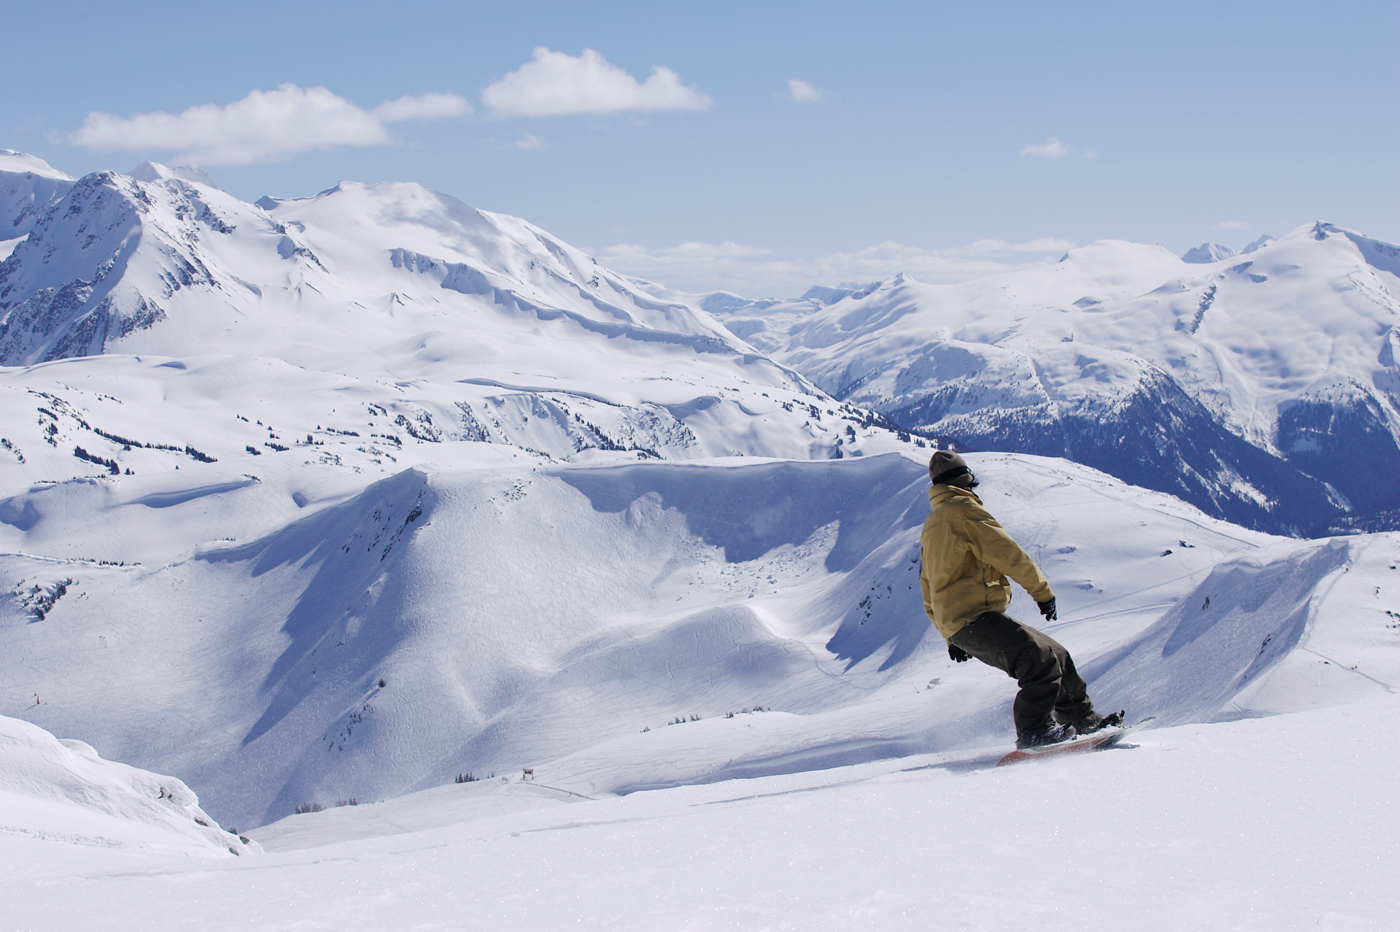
[948,643,971,663]
[1038,598,1057,621]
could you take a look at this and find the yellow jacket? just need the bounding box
[919,485,1055,638]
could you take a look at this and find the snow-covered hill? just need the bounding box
[5,444,1393,831]
[0,713,258,857]
[703,224,1400,535]
[3,458,1395,927]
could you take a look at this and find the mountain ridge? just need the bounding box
[701,221,1400,535]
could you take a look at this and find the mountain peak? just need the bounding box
[1182,243,1236,264]
[0,149,74,181]
[127,161,223,191]
[799,283,881,306]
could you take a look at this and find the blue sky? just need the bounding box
[3,0,1395,296]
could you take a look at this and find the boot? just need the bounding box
[1062,708,1124,735]
[1016,721,1075,749]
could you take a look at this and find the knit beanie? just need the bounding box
[929,450,976,487]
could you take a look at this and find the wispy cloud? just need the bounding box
[948,237,1077,255]
[1020,137,1072,158]
[788,79,823,103]
[1214,220,1250,230]
[482,48,711,117]
[371,92,472,123]
[510,132,547,150]
[70,84,471,165]
[597,237,1076,298]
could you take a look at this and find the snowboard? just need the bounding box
[996,717,1149,767]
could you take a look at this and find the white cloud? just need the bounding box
[372,92,472,123]
[1020,137,1073,158]
[788,80,822,103]
[70,84,471,165]
[510,132,547,150]
[596,237,1075,298]
[951,237,1077,255]
[1214,220,1250,230]
[482,47,711,117]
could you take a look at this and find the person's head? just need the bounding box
[929,450,978,489]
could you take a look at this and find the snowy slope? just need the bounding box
[0,713,258,857]
[0,150,73,259]
[4,667,1396,931]
[704,224,1400,535]
[1182,242,1236,263]
[5,446,1393,831]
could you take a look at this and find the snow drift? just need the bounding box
[0,713,258,857]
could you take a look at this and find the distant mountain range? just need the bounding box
[701,224,1400,536]
[4,150,1397,538]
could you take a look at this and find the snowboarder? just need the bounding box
[919,451,1122,748]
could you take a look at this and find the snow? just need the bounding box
[4,446,1395,835]
[0,714,258,858]
[0,150,74,242]
[0,149,74,181]
[699,222,1400,533]
[711,223,1400,447]
[1182,242,1236,263]
[1,153,1397,929]
[126,161,223,191]
[2,699,1394,930]
[0,160,897,464]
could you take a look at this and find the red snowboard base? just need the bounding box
[996,723,1138,767]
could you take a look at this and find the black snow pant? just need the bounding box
[948,611,1094,738]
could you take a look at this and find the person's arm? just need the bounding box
[961,503,1054,603]
[918,543,937,625]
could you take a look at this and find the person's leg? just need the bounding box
[1046,637,1092,724]
[949,612,1072,737]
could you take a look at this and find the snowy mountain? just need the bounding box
[1181,242,1235,263]
[0,150,73,258]
[0,153,1396,927]
[0,153,927,831]
[7,444,1392,832]
[703,224,1400,536]
[0,154,918,471]
[127,160,223,190]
